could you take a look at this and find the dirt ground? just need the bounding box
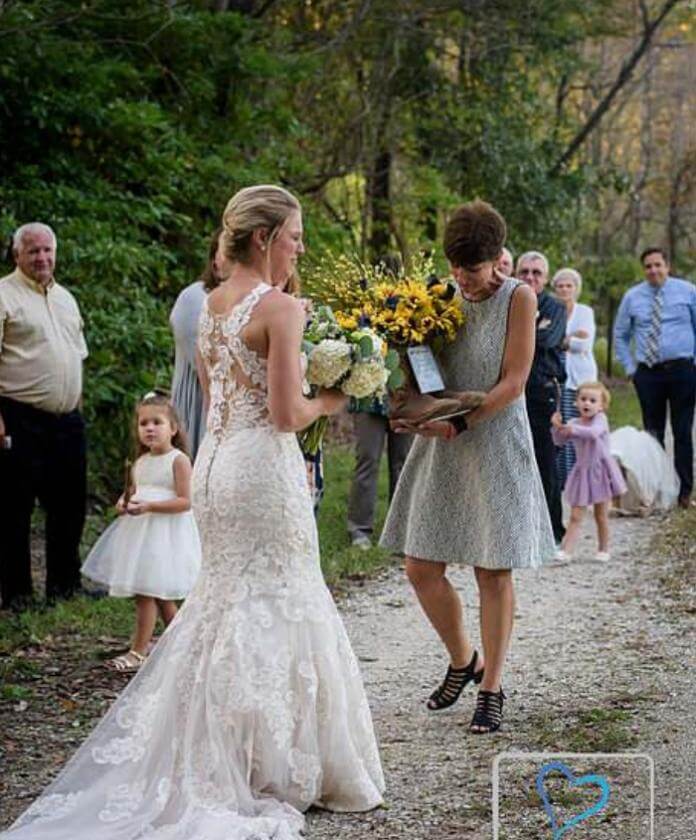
[1,511,694,839]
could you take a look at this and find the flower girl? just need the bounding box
[551,381,626,562]
[82,391,201,671]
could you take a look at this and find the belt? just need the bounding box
[638,357,693,373]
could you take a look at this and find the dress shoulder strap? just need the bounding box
[232,282,274,335]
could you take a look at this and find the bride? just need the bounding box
[2,185,384,839]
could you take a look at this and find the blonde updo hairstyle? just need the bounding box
[221,185,301,266]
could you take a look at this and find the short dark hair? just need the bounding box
[443,200,506,267]
[640,246,669,265]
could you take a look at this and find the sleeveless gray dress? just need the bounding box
[380,277,555,569]
[170,281,207,460]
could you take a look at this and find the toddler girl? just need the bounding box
[551,381,626,562]
[82,392,201,671]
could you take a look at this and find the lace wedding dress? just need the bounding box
[2,282,384,839]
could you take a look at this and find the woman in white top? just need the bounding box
[552,268,598,487]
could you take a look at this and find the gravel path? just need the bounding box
[1,512,693,838]
[307,513,695,839]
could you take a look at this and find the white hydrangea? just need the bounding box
[341,358,389,399]
[306,339,353,387]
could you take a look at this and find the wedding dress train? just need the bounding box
[2,282,384,839]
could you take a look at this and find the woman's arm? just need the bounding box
[568,305,595,354]
[127,455,193,515]
[465,284,537,428]
[266,295,346,432]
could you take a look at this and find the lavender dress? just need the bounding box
[551,412,626,506]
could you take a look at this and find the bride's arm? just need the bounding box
[266,295,346,432]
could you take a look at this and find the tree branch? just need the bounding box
[551,0,684,174]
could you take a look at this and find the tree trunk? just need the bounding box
[367,149,392,258]
[606,296,616,378]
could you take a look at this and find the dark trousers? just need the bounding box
[347,412,412,539]
[526,385,565,543]
[0,397,87,608]
[633,361,695,499]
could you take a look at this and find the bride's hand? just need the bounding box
[317,388,348,416]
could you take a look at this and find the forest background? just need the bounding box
[1,0,694,501]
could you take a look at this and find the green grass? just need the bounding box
[0,444,393,654]
[606,381,642,430]
[317,444,393,586]
[527,703,639,753]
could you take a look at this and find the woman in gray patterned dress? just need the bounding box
[380,201,555,733]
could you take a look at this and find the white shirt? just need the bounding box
[0,269,88,413]
[564,302,597,389]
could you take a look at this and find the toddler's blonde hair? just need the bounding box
[576,380,611,410]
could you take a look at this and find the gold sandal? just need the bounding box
[106,650,146,672]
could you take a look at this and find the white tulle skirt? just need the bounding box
[81,488,201,599]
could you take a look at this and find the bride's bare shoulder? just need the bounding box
[260,289,304,321]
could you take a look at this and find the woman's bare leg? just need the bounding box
[405,557,480,670]
[474,568,514,699]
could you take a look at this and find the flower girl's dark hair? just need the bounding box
[133,390,190,458]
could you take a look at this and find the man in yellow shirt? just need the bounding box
[0,223,88,610]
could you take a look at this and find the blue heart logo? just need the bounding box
[536,760,611,839]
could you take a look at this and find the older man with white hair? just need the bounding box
[0,223,88,610]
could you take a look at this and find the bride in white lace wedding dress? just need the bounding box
[1,186,384,839]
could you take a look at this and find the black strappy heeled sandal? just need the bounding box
[470,688,506,734]
[427,651,484,711]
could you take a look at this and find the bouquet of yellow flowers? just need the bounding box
[335,275,463,349]
[306,254,483,423]
[306,253,464,349]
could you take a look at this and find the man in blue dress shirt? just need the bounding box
[614,247,696,508]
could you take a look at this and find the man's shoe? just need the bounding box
[351,534,372,551]
[678,496,692,510]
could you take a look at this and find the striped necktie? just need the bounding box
[643,286,663,367]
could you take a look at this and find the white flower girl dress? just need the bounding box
[81,448,201,599]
